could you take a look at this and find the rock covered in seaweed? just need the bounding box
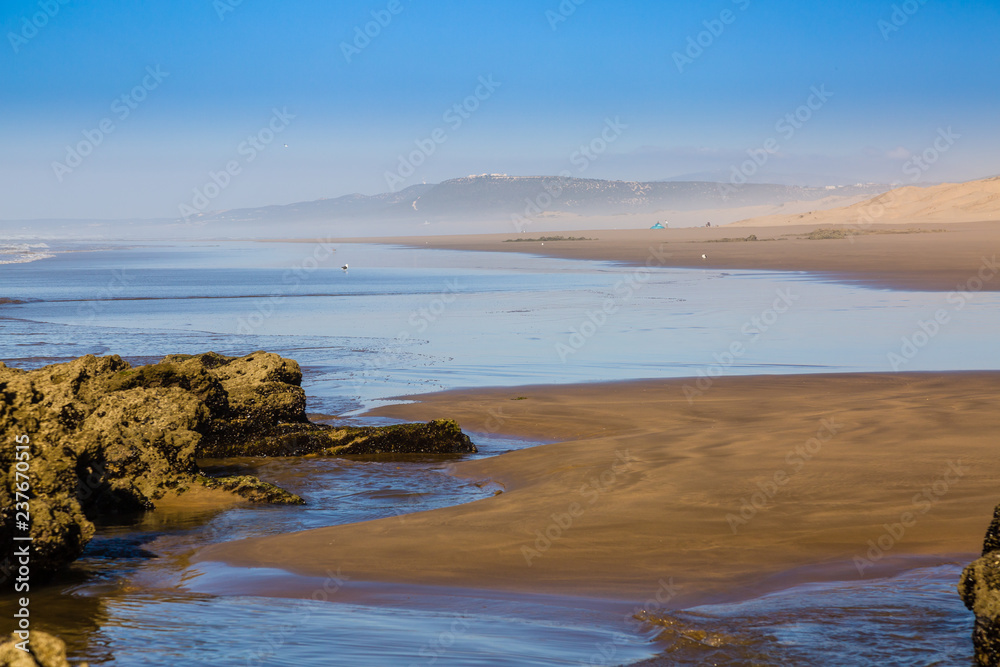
[0,630,86,667]
[0,351,477,583]
[200,418,476,458]
[959,502,1000,666]
[160,351,308,442]
[196,475,304,505]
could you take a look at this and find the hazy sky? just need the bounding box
[2,0,998,220]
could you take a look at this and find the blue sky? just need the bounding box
[2,0,998,219]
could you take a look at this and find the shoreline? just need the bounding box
[187,544,976,612]
[271,220,1000,292]
[195,371,1000,608]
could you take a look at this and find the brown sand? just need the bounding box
[281,219,1000,292]
[197,372,999,606]
[155,485,245,514]
[732,177,1000,227]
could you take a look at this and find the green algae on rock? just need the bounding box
[959,502,1000,666]
[199,418,476,458]
[196,475,304,505]
[0,629,87,667]
[0,351,476,583]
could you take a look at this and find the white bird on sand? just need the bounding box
[701,254,707,260]
[341,264,349,270]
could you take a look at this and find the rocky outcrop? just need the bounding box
[0,630,86,667]
[0,351,476,583]
[159,352,308,446]
[983,505,1000,556]
[959,503,1000,666]
[199,418,476,457]
[196,475,304,505]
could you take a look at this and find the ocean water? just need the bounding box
[635,563,975,666]
[0,241,992,665]
[2,241,998,413]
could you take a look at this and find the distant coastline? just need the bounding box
[0,242,55,265]
[287,219,1000,293]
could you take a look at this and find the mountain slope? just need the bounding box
[184,175,890,229]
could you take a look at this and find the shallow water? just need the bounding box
[639,564,975,666]
[0,241,991,665]
[2,241,998,415]
[0,433,662,666]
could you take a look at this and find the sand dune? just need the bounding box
[482,192,880,231]
[731,176,1000,227]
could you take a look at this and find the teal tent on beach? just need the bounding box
[650,222,666,229]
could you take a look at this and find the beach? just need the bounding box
[312,220,1000,292]
[11,3,1000,662]
[197,371,999,607]
[197,224,1000,606]
[4,235,997,664]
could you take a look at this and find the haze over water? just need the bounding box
[2,242,998,416]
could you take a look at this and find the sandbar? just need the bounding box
[196,372,999,606]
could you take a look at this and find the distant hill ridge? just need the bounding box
[189,174,890,226]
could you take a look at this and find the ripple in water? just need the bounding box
[636,565,975,666]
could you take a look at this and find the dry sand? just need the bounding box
[731,177,1000,227]
[299,220,1000,292]
[419,191,880,231]
[197,372,1000,606]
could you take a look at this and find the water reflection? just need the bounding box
[638,564,974,666]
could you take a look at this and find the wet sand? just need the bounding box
[197,372,1000,606]
[154,485,245,514]
[310,220,1000,292]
